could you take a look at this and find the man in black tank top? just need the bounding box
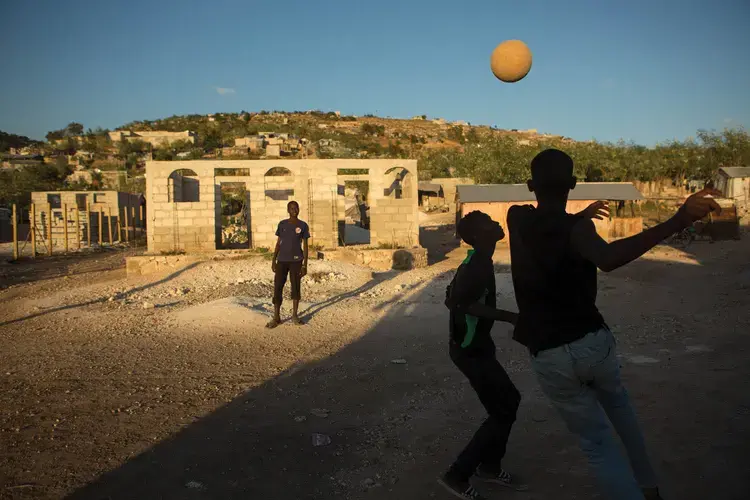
[508,149,722,500]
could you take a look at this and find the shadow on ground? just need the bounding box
[64,256,750,500]
[419,224,460,265]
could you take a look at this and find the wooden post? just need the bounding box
[86,202,92,247]
[124,207,130,243]
[11,204,18,260]
[30,203,36,258]
[47,204,53,256]
[107,207,113,245]
[116,209,122,243]
[63,203,69,253]
[98,208,103,246]
[75,207,81,250]
[131,206,136,244]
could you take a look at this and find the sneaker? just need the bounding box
[474,466,529,491]
[437,472,487,500]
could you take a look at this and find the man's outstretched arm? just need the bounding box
[463,302,519,324]
[571,188,722,272]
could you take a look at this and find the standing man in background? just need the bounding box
[267,200,310,328]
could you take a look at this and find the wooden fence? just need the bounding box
[7,203,146,260]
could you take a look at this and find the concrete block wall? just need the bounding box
[367,164,419,248]
[147,162,217,253]
[369,198,419,248]
[145,159,419,254]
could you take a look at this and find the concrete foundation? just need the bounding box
[126,254,203,276]
[321,247,428,271]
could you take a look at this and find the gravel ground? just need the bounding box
[1,235,749,500]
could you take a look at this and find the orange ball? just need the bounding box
[490,40,533,83]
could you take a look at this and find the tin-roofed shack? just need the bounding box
[714,166,750,214]
[418,177,475,212]
[455,182,645,243]
[418,181,443,208]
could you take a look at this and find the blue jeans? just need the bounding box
[530,327,658,500]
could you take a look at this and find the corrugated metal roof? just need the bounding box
[718,166,750,178]
[418,182,443,193]
[456,182,644,203]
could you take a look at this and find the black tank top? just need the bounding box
[507,205,605,355]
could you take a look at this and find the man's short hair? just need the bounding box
[457,211,487,246]
[287,200,299,209]
[531,148,574,187]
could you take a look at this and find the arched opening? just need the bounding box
[264,167,295,201]
[384,166,413,199]
[168,169,200,202]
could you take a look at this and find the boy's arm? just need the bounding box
[571,188,722,272]
[272,222,281,271]
[447,260,518,325]
[301,224,311,276]
[301,238,309,277]
[271,236,280,272]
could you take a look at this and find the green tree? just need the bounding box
[45,122,85,142]
[0,163,74,209]
[66,122,84,136]
[0,130,42,152]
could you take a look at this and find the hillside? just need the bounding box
[1,111,748,210]
[118,110,570,161]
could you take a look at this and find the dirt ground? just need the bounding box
[1,218,749,500]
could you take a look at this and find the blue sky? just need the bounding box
[1,0,748,145]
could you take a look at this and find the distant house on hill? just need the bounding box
[108,130,196,147]
[0,153,44,169]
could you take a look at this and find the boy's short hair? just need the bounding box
[287,200,299,209]
[457,211,487,246]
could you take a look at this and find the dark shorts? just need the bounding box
[273,261,303,304]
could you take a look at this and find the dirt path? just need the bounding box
[1,238,749,499]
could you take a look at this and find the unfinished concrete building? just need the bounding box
[145,159,419,254]
[31,190,144,246]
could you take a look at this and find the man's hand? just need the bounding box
[503,311,519,326]
[271,260,277,273]
[300,264,307,278]
[675,188,723,226]
[579,201,610,220]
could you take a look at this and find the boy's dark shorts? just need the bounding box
[273,261,303,304]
